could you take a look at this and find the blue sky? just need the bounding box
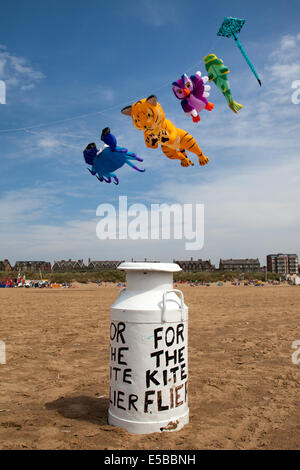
[1,0,300,266]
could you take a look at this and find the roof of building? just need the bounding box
[88,260,123,265]
[220,258,260,264]
[15,261,51,264]
[267,253,298,257]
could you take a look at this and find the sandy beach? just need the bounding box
[0,283,299,450]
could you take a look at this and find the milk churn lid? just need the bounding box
[118,262,182,273]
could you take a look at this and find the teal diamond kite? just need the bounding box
[218,17,261,86]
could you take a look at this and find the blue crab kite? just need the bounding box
[83,127,145,185]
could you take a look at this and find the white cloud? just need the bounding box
[98,87,115,103]
[38,137,60,149]
[268,63,300,81]
[280,35,297,50]
[135,0,180,27]
[21,84,35,91]
[0,187,62,225]
[0,46,45,92]
[267,32,300,82]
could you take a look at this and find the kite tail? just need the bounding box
[223,90,242,114]
[228,99,243,114]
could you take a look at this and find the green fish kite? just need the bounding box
[204,54,243,114]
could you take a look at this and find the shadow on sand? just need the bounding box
[45,395,110,425]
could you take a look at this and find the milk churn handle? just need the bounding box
[162,289,185,323]
[118,287,126,298]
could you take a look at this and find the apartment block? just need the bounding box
[266,254,298,274]
[219,258,260,272]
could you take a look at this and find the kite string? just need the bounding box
[23,128,79,149]
[0,55,213,135]
[0,106,119,134]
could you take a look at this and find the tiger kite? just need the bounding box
[121,95,209,168]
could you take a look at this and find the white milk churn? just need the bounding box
[108,262,189,434]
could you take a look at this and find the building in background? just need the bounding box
[52,259,87,272]
[130,258,160,264]
[174,258,215,272]
[0,260,12,272]
[3,255,299,275]
[87,260,124,270]
[266,254,299,274]
[219,258,260,272]
[14,261,51,272]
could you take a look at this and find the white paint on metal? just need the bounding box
[0,341,6,365]
[108,262,189,434]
